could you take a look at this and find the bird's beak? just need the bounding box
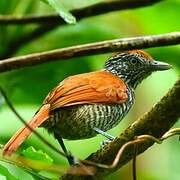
[150,61,172,71]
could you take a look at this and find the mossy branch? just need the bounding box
[62,78,180,179]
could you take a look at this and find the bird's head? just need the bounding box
[105,50,172,89]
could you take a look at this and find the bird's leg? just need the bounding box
[93,127,115,147]
[54,133,77,166]
[93,127,115,140]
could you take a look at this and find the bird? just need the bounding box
[3,50,171,164]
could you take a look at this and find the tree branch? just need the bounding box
[0,32,179,73]
[62,78,180,179]
[0,0,162,25]
[0,0,162,58]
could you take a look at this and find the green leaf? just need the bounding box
[41,0,76,24]
[21,146,53,165]
[0,164,18,180]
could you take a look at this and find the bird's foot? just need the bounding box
[93,127,115,148]
[100,139,113,148]
[66,151,79,166]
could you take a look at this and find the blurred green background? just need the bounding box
[0,0,180,179]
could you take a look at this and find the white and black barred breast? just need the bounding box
[41,87,134,140]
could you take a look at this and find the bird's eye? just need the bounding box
[130,59,138,65]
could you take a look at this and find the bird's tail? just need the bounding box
[3,104,51,156]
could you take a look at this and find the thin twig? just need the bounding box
[81,129,180,170]
[0,32,179,73]
[0,86,66,158]
[132,144,138,180]
[161,128,180,140]
[0,0,162,25]
[81,139,142,170]
[0,0,162,58]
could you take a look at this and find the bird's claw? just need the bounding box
[100,139,111,148]
[67,151,79,166]
[93,127,115,148]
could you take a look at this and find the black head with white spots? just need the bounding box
[105,50,171,89]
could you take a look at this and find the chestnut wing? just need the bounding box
[44,71,128,111]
